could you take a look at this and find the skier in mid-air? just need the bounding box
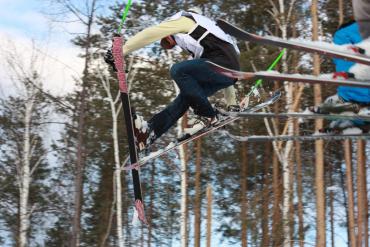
[105,7,240,150]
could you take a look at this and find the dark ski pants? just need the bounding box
[149,59,235,139]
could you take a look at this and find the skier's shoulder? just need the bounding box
[333,20,362,44]
[334,20,360,37]
[337,19,357,31]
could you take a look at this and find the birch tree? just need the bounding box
[0,46,51,247]
[266,0,297,245]
[46,1,99,245]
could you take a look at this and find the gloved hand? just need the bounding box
[104,48,117,72]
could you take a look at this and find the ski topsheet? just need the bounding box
[207,61,370,88]
[219,111,370,122]
[216,19,370,66]
[122,91,281,170]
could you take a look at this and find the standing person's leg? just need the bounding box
[353,0,370,39]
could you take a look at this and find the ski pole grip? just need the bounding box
[112,36,128,93]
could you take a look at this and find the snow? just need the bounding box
[341,127,363,135]
[302,108,314,114]
[262,70,281,75]
[349,63,370,80]
[140,142,176,163]
[327,186,341,192]
[288,37,362,55]
[357,37,370,55]
[134,115,148,133]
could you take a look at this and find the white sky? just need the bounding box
[0,0,85,97]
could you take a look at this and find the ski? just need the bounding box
[113,36,147,224]
[220,132,370,142]
[207,61,370,88]
[218,111,370,122]
[217,19,370,66]
[122,91,281,170]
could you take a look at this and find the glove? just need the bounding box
[332,72,355,79]
[104,48,117,72]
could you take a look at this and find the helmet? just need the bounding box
[187,7,202,15]
[160,35,177,49]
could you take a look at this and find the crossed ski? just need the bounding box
[216,19,370,66]
[213,19,370,88]
[122,91,281,170]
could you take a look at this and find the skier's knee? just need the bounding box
[170,63,186,79]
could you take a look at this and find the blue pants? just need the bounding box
[149,59,236,138]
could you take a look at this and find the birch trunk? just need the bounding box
[111,95,124,247]
[278,1,295,245]
[240,140,248,247]
[179,115,188,247]
[98,63,126,246]
[194,139,202,247]
[206,184,212,247]
[18,88,36,247]
[272,152,283,246]
[293,119,305,247]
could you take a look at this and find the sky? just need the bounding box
[0,0,85,97]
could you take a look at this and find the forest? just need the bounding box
[0,0,368,246]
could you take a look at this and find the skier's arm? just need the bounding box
[223,86,238,107]
[123,17,196,54]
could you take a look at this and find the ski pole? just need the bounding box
[117,0,132,34]
[240,48,285,108]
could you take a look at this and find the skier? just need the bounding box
[105,7,240,150]
[314,20,370,132]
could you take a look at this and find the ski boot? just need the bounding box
[319,117,370,134]
[309,94,361,114]
[178,110,227,141]
[358,106,370,117]
[132,113,156,152]
[319,126,364,135]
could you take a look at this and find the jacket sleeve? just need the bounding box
[352,0,370,39]
[122,17,195,54]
